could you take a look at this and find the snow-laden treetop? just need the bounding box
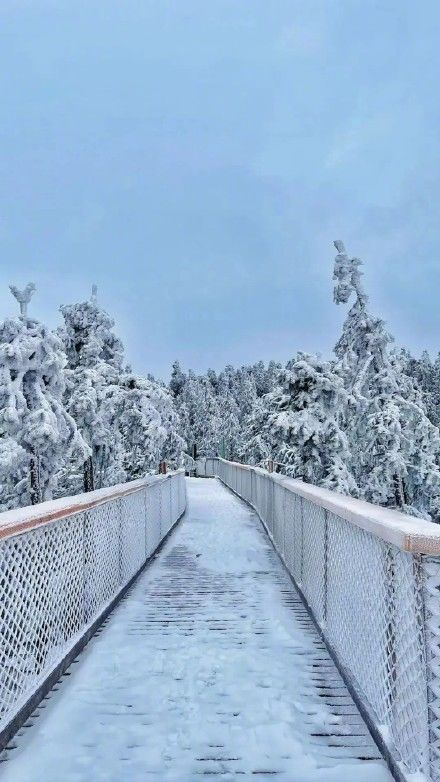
[333,240,368,308]
[60,286,124,370]
[9,283,36,319]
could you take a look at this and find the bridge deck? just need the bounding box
[0,479,391,781]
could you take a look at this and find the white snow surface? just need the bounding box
[1,478,392,782]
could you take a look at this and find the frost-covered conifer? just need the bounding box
[58,287,126,491]
[234,369,257,420]
[433,353,440,427]
[215,367,242,459]
[121,374,184,472]
[250,360,280,397]
[218,393,241,459]
[207,368,219,393]
[60,286,124,372]
[0,285,88,508]
[152,384,185,468]
[266,360,282,391]
[169,360,284,461]
[333,240,440,518]
[177,373,221,457]
[265,352,357,492]
[240,395,272,465]
[61,290,185,487]
[116,374,167,478]
[169,360,186,398]
[403,349,440,428]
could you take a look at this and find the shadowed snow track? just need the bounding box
[0,478,391,782]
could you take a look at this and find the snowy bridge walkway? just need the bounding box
[0,478,391,782]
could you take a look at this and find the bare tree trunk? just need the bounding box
[30,453,41,505]
[83,456,95,493]
[394,473,405,509]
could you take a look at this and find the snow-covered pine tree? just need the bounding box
[119,374,184,475]
[403,349,440,428]
[233,368,257,422]
[218,395,241,460]
[264,352,357,492]
[168,360,284,464]
[413,350,435,392]
[58,287,126,492]
[266,360,282,392]
[60,285,124,372]
[433,352,440,427]
[207,368,219,393]
[0,437,29,510]
[333,240,440,518]
[176,372,221,458]
[169,360,187,398]
[0,284,88,508]
[216,366,242,459]
[250,360,280,397]
[196,374,222,457]
[240,394,272,465]
[233,365,280,463]
[116,374,167,479]
[149,380,185,468]
[251,360,267,397]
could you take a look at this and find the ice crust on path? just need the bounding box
[1,478,392,782]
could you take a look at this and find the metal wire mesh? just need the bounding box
[203,457,440,781]
[0,471,186,737]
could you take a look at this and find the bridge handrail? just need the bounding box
[201,456,440,782]
[0,470,187,750]
[0,473,179,542]
[211,457,440,554]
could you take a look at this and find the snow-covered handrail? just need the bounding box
[202,456,440,782]
[0,474,175,542]
[0,471,187,751]
[214,457,440,554]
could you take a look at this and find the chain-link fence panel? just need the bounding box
[207,457,440,781]
[0,471,186,739]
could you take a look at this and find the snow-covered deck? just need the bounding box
[0,479,390,781]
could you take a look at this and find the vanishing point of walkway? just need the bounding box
[0,479,391,782]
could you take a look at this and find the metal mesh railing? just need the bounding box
[0,470,186,738]
[202,457,440,782]
[195,457,217,478]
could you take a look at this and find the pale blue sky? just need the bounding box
[1,1,439,379]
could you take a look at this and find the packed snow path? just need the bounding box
[0,479,391,782]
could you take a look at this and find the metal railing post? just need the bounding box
[421,556,440,780]
[299,496,304,588]
[323,509,329,625]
